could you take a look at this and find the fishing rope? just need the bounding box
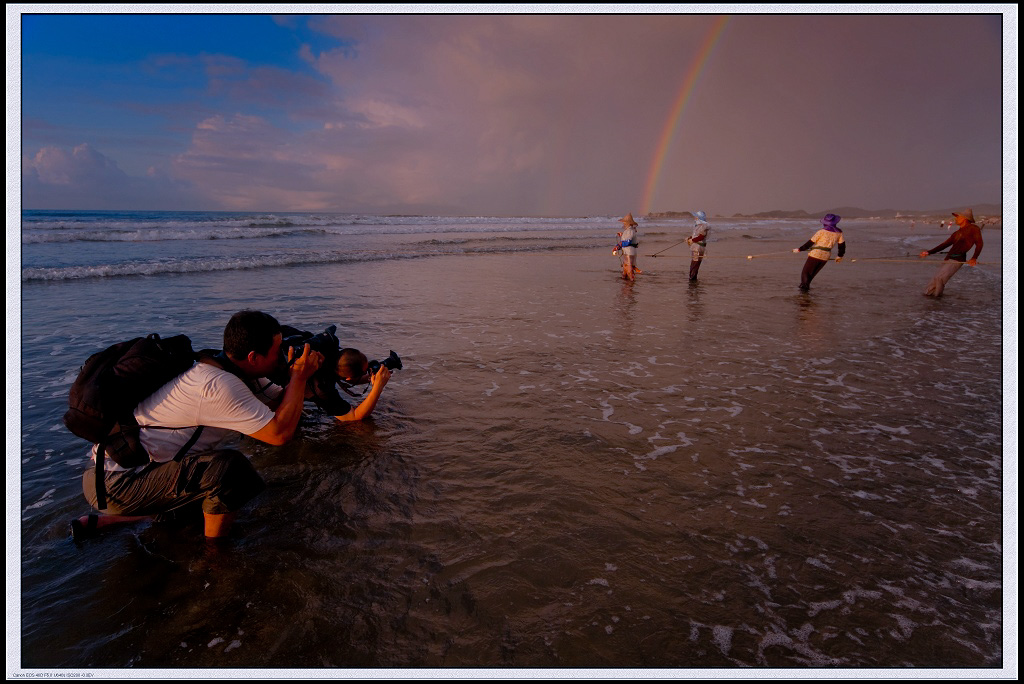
[339,247,1001,265]
[646,251,795,260]
[648,238,693,257]
[849,258,1001,265]
[850,255,927,261]
[744,250,797,259]
[642,252,1001,265]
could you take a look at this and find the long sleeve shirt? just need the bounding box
[690,223,709,246]
[927,224,983,262]
[799,229,845,261]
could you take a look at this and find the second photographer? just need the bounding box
[331,347,394,422]
[273,325,399,422]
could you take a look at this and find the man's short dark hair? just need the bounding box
[337,348,368,380]
[223,310,282,358]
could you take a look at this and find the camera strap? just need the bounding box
[337,382,369,398]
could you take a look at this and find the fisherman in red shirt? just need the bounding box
[919,209,984,297]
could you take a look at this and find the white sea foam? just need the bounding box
[23,489,56,512]
[949,557,990,571]
[637,444,679,461]
[21,211,615,244]
[712,625,733,655]
[807,599,844,617]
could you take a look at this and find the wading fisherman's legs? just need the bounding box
[689,243,705,281]
[923,260,963,297]
[799,256,828,290]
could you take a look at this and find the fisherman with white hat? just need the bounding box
[918,208,984,296]
[686,210,711,282]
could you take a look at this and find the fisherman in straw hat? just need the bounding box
[918,208,984,297]
[613,213,641,281]
[686,210,711,282]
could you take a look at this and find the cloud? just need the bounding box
[203,57,332,106]
[23,143,205,210]
[268,15,719,214]
[20,14,1006,215]
[171,114,357,210]
[26,143,124,186]
[344,99,427,130]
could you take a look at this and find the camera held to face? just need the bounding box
[272,324,401,413]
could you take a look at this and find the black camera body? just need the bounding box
[268,325,345,414]
[272,325,401,414]
[273,325,341,382]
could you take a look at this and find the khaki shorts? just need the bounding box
[83,449,265,517]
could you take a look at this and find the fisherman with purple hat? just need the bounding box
[793,213,846,291]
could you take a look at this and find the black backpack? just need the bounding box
[64,334,200,510]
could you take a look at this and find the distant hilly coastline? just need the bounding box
[647,203,1002,221]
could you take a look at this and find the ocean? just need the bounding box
[16,210,1007,671]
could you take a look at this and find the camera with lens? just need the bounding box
[268,324,345,413]
[272,324,401,414]
[368,350,403,374]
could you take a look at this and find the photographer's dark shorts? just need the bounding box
[83,450,265,517]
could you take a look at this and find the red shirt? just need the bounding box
[928,223,983,262]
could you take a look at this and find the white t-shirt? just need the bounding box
[691,221,710,244]
[619,226,638,256]
[93,362,281,471]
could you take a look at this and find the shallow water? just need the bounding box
[17,217,1007,670]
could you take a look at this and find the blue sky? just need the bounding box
[14,9,1012,216]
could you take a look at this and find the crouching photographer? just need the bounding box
[272,325,400,422]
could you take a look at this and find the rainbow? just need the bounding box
[640,16,730,215]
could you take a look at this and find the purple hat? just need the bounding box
[821,214,841,231]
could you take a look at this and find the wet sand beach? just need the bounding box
[18,215,1006,670]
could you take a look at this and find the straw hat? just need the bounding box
[952,208,975,223]
[619,213,638,227]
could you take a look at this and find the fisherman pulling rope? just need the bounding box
[918,208,985,297]
[687,211,710,282]
[793,213,846,291]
